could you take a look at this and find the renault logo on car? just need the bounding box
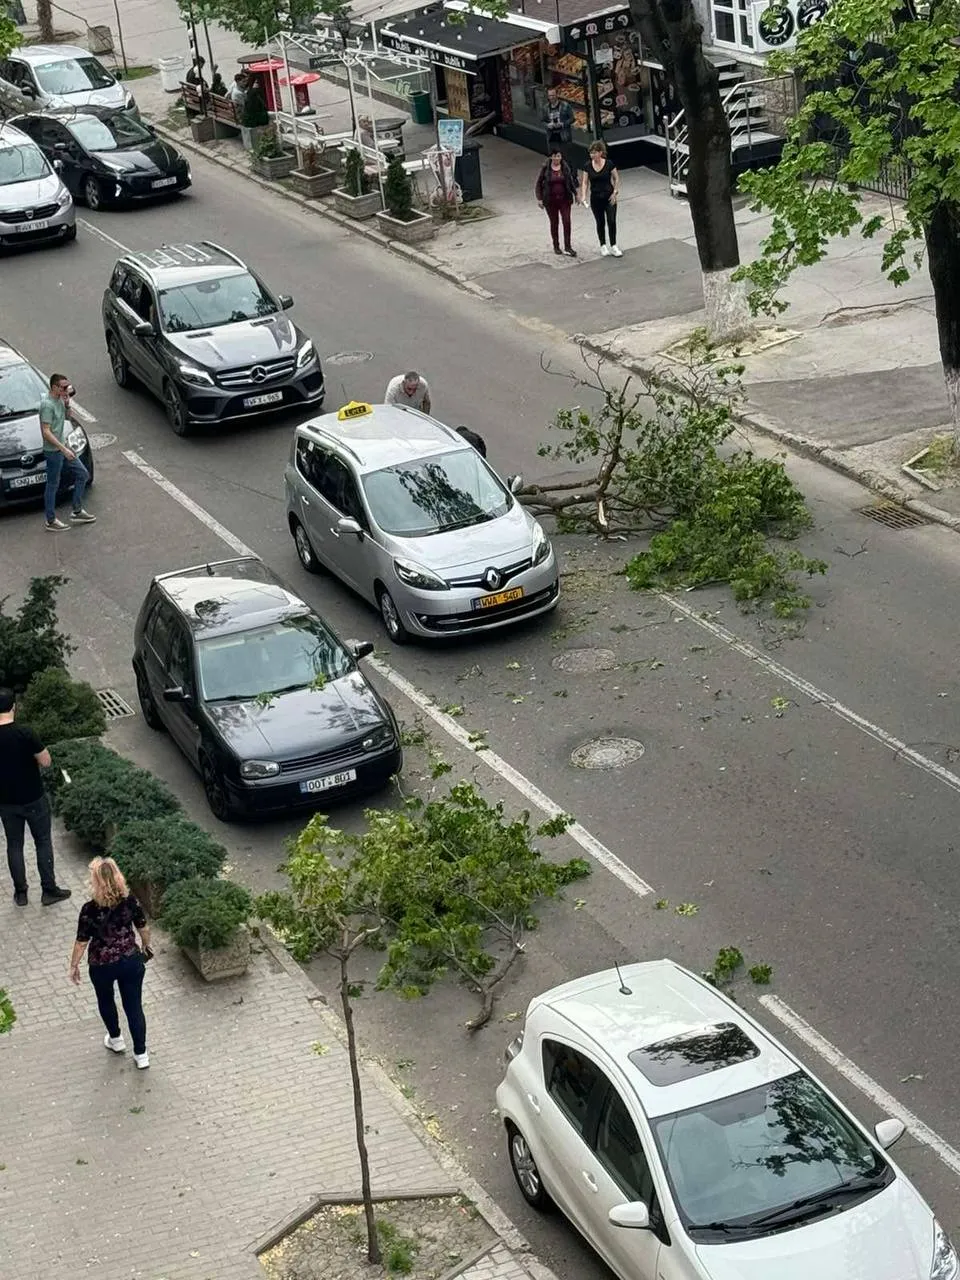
[482,567,502,591]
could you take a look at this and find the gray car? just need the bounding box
[0,123,75,249]
[0,45,137,114]
[284,402,559,643]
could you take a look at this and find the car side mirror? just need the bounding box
[162,685,187,703]
[608,1202,650,1231]
[133,320,155,337]
[20,84,36,98]
[875,1118,905,1149]
[53,158,63,172]
[508,474,523,494]
[54,141,68,150]
[350,640,374,660]
[278,294,294,310]
[337,516,363,538]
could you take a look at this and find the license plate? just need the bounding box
[17,219,49,232]
[152,176,177,189]
[300,768,357,794]
[243,391,284,408]
[9,471,46,488]
[474,586,524,610]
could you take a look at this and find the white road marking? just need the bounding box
[70,401,97,423]
[77,217,131,254]
[662,592,960,797]
[121,450,652,897]
[761,994,960,1177]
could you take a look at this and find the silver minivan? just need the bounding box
[0,124,75,249]
[284,402,559,643]
[0,45,136,114]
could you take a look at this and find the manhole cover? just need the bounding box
[571,737,645,769]
[552,647,618,674]
[582,285,621,301]
[326,350,375,365]
[86,432,117,450]
[857,501,926,530]
[96,688,136,721]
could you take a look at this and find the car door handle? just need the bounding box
[301,496,311,507]
[526,1093,541,1114]
[581,1170,598,1192]
[329,526,340,538]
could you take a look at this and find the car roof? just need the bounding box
[15,45,96,62]
[119,241,247,284]
[18,104,125,123]
[531,960,798,1119]
[0,338,34,370]
[153,557,313,639]
[298,403,467,474]
[0,123,34,149]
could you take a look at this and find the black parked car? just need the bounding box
[12,106,190,210]
[0,339,93,509]
[132,556,402,820]
[102,240,325,436]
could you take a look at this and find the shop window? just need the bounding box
[592,31,650,132]
[509,40,545,130]
[548,49,592,140]
[712,0,754,49]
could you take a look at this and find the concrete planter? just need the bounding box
[375,209,436,245]
[333,187,382,220]
[182,924,251,982]
[252,151,297,181]
[289,166,338,199]
[240,124,269,152]
[190,116,216,144]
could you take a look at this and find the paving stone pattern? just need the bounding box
[458,1244,535,1280]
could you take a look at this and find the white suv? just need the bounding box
[495,961,956,1280]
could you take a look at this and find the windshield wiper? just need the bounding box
[442,512,492,532]
[743,1174,887,1229]
[689,1221,739,1235]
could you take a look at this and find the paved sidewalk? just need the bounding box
[0,825,552,1280]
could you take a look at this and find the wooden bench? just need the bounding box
[180,81,205,117]
[210,91,241,137]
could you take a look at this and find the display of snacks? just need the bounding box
[573,109,589,131]
[552,52,585,76]
[559,83,586,105]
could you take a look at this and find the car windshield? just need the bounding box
[652,1071,889,1237]
[0,361,47,418]
[362,448,509,537]
[196,615,352,702]
[68,113,153,152]
[33,57,115,94]
[158,272,277,332]
[0,143,50,184]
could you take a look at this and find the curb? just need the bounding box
[152,121,494,302]
[577,335,960,535]
[254,924,560,1280]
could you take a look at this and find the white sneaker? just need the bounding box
[610,245,623,257]
[600,244,610,256]
[134,1052,150,1069]
[104,1033,125,1053]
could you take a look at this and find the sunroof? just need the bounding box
[628,1022,759,1086]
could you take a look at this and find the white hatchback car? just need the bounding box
[495,961,957,1280]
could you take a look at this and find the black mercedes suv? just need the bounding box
[101,240,324,436]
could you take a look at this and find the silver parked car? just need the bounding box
[0,45,137,114]
[284,402,559,642]
[0,123,75,249]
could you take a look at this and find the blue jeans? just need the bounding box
[89,953,147,1055]
[44,450,89,522]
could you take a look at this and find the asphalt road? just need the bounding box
[3,157,960,1278]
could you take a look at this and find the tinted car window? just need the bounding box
[0,361,47,418]
[316,454,364,522]
[295,436,324,491]
[630,1023,760,1087]
[119,271,153,322]
[196,614,352,702]
[595,1087,655,1203]
[145,601,176,664]
[542,1040,605,1137]
[167,626,194,694]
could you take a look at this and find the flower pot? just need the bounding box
[181,924,251,981]
[252,151,297,181]
[375,209,436,245]
[240,124,269,152]
[333,187,382,220]
[289,166,338,198]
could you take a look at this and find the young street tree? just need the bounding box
[737,0,960,441]
[180,0,317,45]
[257,781,588,1266]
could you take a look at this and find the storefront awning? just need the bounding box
[350,0,436,27]
[379,9,546,68]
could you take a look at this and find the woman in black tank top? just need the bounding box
[579,140,622,257]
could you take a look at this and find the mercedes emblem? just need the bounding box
[250,366,268,383]
[482,567,502,591]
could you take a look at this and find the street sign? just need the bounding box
[437,117,464,157]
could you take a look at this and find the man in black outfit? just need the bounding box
[0,688,70,906]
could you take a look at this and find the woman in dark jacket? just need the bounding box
[535,148,578,258]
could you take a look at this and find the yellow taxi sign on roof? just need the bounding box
[337,401,374,421]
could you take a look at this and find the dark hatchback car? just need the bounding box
[0,339,92,508]
[132,556,402,820]
[103,240,325,436]
[12,106,190,210]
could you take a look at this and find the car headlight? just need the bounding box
[296,340,316,369]
[531,520,551,566]
[124,92,137,112]
[66,426,87,453]
[178,361,215,387]
[932,1224,959,1280]
[240,760,280,779]
[362,723,396,752]
[56,185,72,207]
[394,558,449,591]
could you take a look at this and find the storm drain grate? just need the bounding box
[96,688,136,721]
[856,501,927,530]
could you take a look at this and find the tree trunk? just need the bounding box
[630,0,751,342]
[924,200,960,445]
[338,953,381,1265]
[36,0,53,41]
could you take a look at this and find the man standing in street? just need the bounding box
[0,688,71,906]
[384,370,432,415]
[40,373,95,532]
[541,87,574,165]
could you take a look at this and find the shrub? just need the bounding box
[301,142,324,175]
[383,153,414,221]
[19,668,106,744]
[47,737,121,804]
[55,747,181,849]
[253,124,286,159]
[0,576,73,693]
[161,877,253,950]
[342,146,368,197]
[109,816,226,889]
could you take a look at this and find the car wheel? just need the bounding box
[291,518,323,574]
[507,1125,552,1210]
[135,667,165,732]
[163,380,190,436]
[377,586,409,645]
[84,175,105,210]
[107,334,131,389]
[201,753,234,822]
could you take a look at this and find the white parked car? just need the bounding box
[0,46,136,114]
[495,961,957,1280]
